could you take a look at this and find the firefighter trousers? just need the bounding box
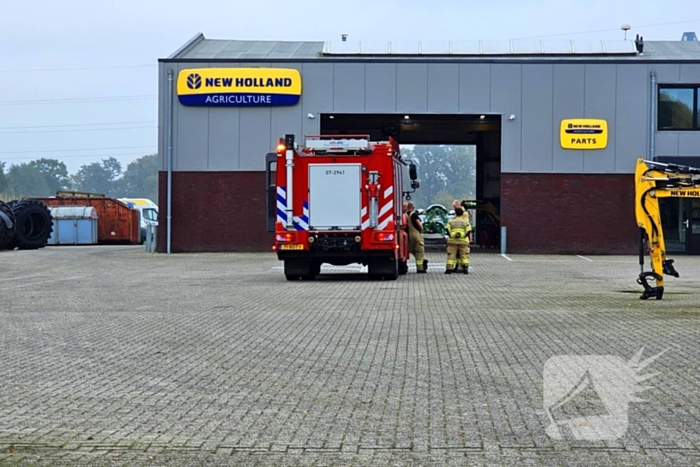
[452,245,468,270]
[409,235,426,271]
[446,243,470,269]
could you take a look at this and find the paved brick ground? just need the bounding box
[1,246,699,466]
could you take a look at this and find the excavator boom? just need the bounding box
[635,158,700,299]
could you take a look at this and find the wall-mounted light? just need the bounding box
[404,115,410,119]
[509,114,516,121]
[307,113,315,119]
[479,115,485,120]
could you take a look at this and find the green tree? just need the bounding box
[119,154,158,200]
[73,157,122,196]
[27,158,70,194]
[0,161,8,195]
[402,145,476,210]
[432,190,458,208]
[6,162,51,197]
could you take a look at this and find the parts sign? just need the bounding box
[560,119,608,150]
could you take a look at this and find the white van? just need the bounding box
[118,198,158,243]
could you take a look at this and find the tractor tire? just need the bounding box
[8,200,53,250]
[0,201,16,250]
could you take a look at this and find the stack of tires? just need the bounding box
[0,201,15,250]
[0,199,54,250]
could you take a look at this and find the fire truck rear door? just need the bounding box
[308,163,362,229]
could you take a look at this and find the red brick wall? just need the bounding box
[157,171,274,252]
[156,171,637,254]
[501,173,637,255]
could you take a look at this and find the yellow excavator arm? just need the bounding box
[635,158,700,299]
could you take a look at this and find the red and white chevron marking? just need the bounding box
[361,206,370,230]
[361,186,394,230]
[377,185,394,229]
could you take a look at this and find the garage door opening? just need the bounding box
[399,144,476,245]
[320,113,501,249]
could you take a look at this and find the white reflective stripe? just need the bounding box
[276,187,287,224]
[383,186,393,198]
[293,216,309,229]
[378,201,393,217]
[361,206,367,216]
[377,217,391,230]
[361,220,370,230]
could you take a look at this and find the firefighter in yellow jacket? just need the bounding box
[445,207,472,274]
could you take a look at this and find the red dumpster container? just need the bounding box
[29,196,140,244]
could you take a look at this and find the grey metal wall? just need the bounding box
[654,64,700,159]
[158,61,700,174]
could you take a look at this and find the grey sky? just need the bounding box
[1,0,698,174]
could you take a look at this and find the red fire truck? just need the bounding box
[266,134,420,280]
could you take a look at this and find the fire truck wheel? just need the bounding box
[284,259,317,280]
[368,258,399,280]
[285,273,316,280]
[398,260,408,275]
[387,260,399,280]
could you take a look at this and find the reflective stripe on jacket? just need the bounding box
[446,217,471,244]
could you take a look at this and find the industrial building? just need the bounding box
[157,34,700,255]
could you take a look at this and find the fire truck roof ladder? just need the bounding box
[304,134,371,153]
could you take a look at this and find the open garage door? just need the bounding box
[320,113,502,249]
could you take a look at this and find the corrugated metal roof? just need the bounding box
[173,37,325,59]
[167,35,700,61]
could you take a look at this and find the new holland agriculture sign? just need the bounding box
[560,119,608,149]
[177,68,302,106]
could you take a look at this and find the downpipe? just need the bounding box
[650,70,656,161]
[166,69,174,254]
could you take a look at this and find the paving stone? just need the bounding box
[0,246,699,465]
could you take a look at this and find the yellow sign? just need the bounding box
[177,68,302,106]
[560,119,608,149]
[280,244,304,250]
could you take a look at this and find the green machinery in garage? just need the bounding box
[420,200,500,248]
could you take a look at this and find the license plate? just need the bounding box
[280,244,304,250]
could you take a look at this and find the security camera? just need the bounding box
[307,113,315,119]
[509,114,516,121]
